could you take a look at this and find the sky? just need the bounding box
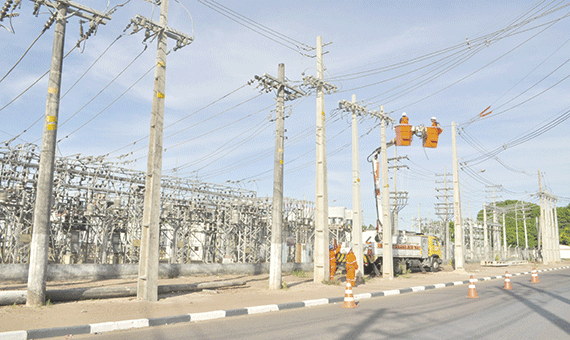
[1,0,570,230]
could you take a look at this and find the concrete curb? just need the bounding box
[2,265,569,340]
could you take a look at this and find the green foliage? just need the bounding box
[282,282,288,290]
[291,270,307,278]
[476,200,540,248]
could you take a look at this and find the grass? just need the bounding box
[291,270,308,278]
[322,279,341,285]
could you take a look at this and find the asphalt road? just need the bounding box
[77,269,570,340]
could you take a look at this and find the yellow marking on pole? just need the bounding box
[46,115,57,130]
[321,111,325,116]
[278,148,283,153]
[280,160,283,164]
[48,87,58,94]
[157,92,165,99]
[158,61,166,68]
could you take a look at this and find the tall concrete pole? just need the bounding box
[269,63,285,290]
[538,170,547,264]
[469,202,474,258]
[380,106,393,279]
[522,202,528,254]
[138,0,169,302]
[492,186,498,259]
[27,3,67,307]
[502,212,507,259]
[483,202,489,260]
[314,36,330,282]
[451,122,464,271]
[350,94,363,282]
[444,168,449,261]
[553,199,560,261]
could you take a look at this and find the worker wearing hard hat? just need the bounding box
[399,112,409,125]
[345,248,359,288]
[329,241,340,281]
[431,117,443,134]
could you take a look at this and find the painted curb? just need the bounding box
[2,265,569,340]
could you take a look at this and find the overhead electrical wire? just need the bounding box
[107,81,254,159]
[196,0,313,55]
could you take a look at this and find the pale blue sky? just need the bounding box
[1,1,569,228]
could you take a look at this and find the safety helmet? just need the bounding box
[401,112,407,117]
[431,116,437,120]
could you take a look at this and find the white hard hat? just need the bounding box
[431,117,436,120]
[402,112,407,117]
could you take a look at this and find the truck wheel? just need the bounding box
[430,257,440,272]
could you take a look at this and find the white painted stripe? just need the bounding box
[494,276,502,279]
[90,321,119,333]
[189,310,226,322]
[483,277,491,281]
[411,286,425,292]
[383,289,400,296]
[90,319,149,334]
[114,319,149,331]
[247,304,279,314]
[303,298,329,307]
[453,281,464,285]
[433,283,446,289]
[354,293,371,299]
[0,330,27,340]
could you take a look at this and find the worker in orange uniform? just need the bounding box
[329,241,340,280]
[431,117,443,134]
[345,248,359,288]
[399,112,409,124]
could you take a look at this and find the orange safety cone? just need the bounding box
[531,268,540,283]
[341,282,358,308]
[503,271,512,290]
[467,275,479,298]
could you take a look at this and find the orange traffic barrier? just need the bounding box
[467,275,478,298]
[341,282,358,308]
[531,268,539,283]
[503,271,512,290]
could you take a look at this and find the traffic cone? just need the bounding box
[467,275,478,298]
[341,282,358,308]
[503,271,512,290]
[531,268,539,283]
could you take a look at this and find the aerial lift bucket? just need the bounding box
[395,125,412,146]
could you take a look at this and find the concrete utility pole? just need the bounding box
[451,122,464,271]
[351,94,363,283]
[269,64,285,289]
[303,36,337,283]
[378,107,394,279]
[338,96,366,282]
[483,202,489,260]
[270,64,286,290]
[250,64,305,289]
[27,1,111,307]
[136,0,193,302]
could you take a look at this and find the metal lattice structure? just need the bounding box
[0,144,315,265]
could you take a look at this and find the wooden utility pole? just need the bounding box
[27,1,111,307]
